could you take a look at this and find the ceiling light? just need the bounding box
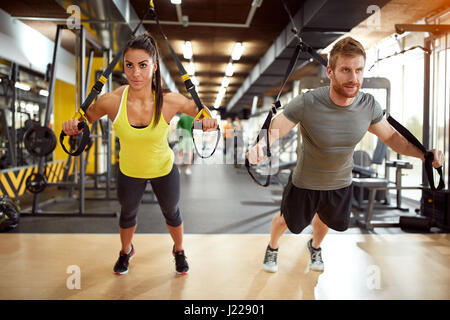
[171,0,182,4]
[218,87,227,97]
[187,61,195,76]
[215,87,226,108]
[183,41,192,60]
[221,77,230,88]
[15,82,31,91]
[225,62,234,77]
[231,42,244,61]
[252,0,263,7]
[214,96,223,109]
[39,89,49,97]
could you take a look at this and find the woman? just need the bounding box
[62,33,218,275]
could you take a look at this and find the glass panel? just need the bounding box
[396,47,425,201]
[363,36,426,201]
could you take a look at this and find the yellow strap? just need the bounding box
[99,75,107,85]
[73,110,88,122]
[194,106,212,120]
[149,0,154,8]
[182,74,190,82]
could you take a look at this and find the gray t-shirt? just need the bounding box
[283,86,383,190]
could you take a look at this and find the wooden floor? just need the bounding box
[0,233,448,300]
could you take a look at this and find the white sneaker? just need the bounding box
[185,168,192,175]
[262,245,278,273]
[307,239,324,272]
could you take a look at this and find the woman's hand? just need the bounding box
[62,119,83,136]
[198,117,218,132]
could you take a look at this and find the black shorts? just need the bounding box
[117,164,182,229]
[280,175,353,234]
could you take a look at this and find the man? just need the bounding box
[247,37,444,273]
[177,114,194,175]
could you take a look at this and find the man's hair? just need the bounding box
[328,37,366,70]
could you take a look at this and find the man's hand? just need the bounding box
[246,143,268,165]
[428,149,445,168]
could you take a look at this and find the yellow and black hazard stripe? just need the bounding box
[0,159,75,198]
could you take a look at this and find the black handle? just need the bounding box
[424,151,445,191]
[59,122,91,156]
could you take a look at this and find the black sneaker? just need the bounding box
[307,239,324,272]
[262,245,278,273]
[113,244,135,275]
[172,246,189,275]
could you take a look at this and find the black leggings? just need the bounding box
[117,164,182,229]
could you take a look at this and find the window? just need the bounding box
[364,34,427,201]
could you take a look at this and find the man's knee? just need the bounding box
[312,213,328,229]
[274,213,287,227]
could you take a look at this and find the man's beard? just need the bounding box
[331,75,361,98]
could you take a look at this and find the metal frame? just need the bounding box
[395,24,450,36]
[83,49,117,201]
[423,38,431,187]
[0,73,16,167]
[352,182,423,231]
[21,25,117,217]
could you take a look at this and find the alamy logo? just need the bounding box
[66,265,81,290]
[366,265,381,290]
[366,5,381,30]
[66,5,81,30]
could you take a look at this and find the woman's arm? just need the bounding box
[84,92,116,123]
[62,89,120,136]
[164,92,199,117]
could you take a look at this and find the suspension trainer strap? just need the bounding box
[245,44,302,187]
[149,2,220,159]
[387,115,444,191]
[60,6,152,156]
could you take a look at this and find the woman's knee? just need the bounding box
[119,208,139,228]
[119,216,137,229]
[163,207,183,227]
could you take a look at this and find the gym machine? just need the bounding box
[21,25,118,217]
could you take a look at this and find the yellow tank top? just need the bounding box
[112,85,174,178]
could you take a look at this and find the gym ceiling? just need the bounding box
[0,0,447,116]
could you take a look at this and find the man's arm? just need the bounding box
[267,113,297,145]
[368,118,424,161]
[247,113,297,163]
